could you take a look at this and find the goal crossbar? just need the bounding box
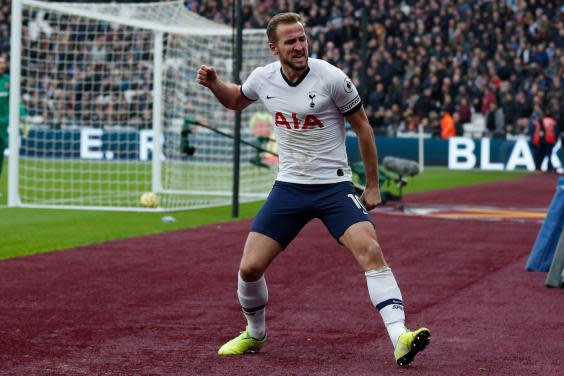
[22,0,264,36]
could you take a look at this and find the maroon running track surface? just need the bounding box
[1,173,563,376]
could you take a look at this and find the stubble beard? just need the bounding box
[281,53,308,73]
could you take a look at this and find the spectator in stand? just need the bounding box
[413,86,435,123]
[453,112,464,137]
[501,92,518,135]
[367,81,387,112]
[428,111,441,138]
[486,101,505,139]
[442,94,456,117]
[1,0,562,143]
[457,97,472,125]
[0,2,9,54]
[440,110,455,140]
[481,85,497,115]
[515,91,533,134]
[548,76,563,104]
[383,104,403,137]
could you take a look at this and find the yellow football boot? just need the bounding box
[394,327,431,366]
[217,328,267,355]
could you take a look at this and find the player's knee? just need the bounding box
[239,264,265,282]
[355,240,385,270]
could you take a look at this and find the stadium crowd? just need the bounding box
[0,0,562,142]
[191,0,563,141]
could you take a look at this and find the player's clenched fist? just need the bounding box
[197,65,218,88]
[361,186,382,211]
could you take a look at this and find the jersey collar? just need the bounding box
[280,66,310,87]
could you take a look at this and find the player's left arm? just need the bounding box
[346,106,381,209]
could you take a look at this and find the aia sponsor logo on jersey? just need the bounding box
[274,112,325,129]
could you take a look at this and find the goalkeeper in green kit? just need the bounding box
[0,54,27,183]
[0,54,9,181]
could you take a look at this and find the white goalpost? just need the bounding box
[8,0,277,211]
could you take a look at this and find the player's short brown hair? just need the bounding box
[266,12,304,43]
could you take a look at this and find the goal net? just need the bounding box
[9,0,278,211]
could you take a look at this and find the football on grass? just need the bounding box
[139,192,159,208]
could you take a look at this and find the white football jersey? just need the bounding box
[241,58,362,184]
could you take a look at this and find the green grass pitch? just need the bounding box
[0,158,529,260]
[14,157,274,208]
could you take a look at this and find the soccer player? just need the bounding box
[0,55,9,184]
[196,12,430,366]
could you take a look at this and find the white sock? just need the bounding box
[237,271,268,339]
[365,267,407,348]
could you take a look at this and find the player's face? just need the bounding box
[0,57,6,74]
[270,22,308,72]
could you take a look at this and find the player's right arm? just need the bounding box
[196,65,253,111]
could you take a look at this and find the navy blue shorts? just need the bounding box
[251,181,372,248]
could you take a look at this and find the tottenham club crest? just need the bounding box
[308,91,316,108]
[344,77,353,93]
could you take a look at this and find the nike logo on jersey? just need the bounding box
[266,95,276,99]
